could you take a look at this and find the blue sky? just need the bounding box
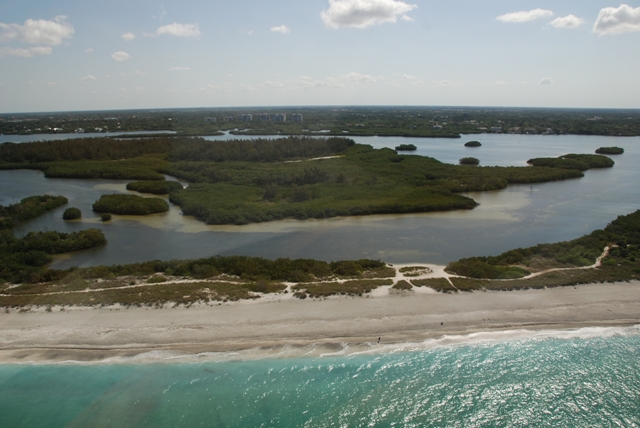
[1,0,639,113]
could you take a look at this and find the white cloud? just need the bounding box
[321,0,417,29]
[494,80,509,86]
[593,4,640,35]
[271,25,291,34]
[0,46,52,57]
[433,80,463,87]
[156,23,201,37]
[169,67,190,71]
[548,15,585,29]
[82,74,97,81]
[0,16,74,45]
[400,15,414,22]
[111,51,131,62]
[342,72,384,83]
[497,9,553,23]
[401,74,424,84]
[85,48,94,53]
[539,77,553,85]
[45,81,57,87]
[122,32,136,41]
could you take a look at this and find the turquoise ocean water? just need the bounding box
[1,326,639,427]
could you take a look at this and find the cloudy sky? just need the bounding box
[1,0,639,113]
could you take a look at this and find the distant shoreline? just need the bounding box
[1,282,638,364]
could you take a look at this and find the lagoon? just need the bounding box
[1,134,638,269]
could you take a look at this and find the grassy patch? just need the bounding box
[392,280,413,290]
[292,279,392,298]
[411,278,457,293]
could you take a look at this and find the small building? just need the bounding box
[433,125,442,130]
[491,126,502,133]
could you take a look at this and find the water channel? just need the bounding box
[1,133,638,268]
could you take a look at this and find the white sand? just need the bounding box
[1,281,639,363]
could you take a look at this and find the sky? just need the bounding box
[1,0,639,113]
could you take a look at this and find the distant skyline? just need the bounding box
[1,0,640,113]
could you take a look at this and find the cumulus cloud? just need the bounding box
[0,46,52,57]
[271,25,291,34]
[0,16,74,45]
[593,4,640,35]
[539,77,553,85]
[156,23,201,37]
[122,32,136,41]
[497,9,553,23]
[82,74,97,81]
[111,51,130,62]
[321,0,417,29]
[85,48,94,53]
[169,67,190,71]
[548,15,585,29]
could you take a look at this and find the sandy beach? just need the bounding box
[1,281,639,363]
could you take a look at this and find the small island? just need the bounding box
[62,207,81,220]
[528,154,614,170]
[92,194,170,215]
[596,147,624,155]
[395,144,417,151]
[459,157,480,165]
[464,141,482,147]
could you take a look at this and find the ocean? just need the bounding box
[2,326,639,427]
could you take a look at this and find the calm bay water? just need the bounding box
[1,133,638,268]
[1,326,639,427]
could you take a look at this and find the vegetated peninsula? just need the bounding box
[395,144,417,151]
[0,135,613,225]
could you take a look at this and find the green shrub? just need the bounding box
[395,144,417,151]
[459,157,479,165]
[62,207,81,220]
[101,213,112,222]
[464,141,482,147]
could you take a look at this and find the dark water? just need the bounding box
[1,134,638,268]
[0,130,175,144]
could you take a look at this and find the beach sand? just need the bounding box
[1,281,639,363]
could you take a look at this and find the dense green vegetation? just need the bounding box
[464,141,482,147]
[446,209,640,279]
[395,144,417,151]
[100,213,112,222]
[92,194,169,215]
[459,157,479,165]
[596,146,624,155]
[0,195,68,230]
[126,180,183,195]
[527,154,614,170]
[0,135,614,225]
[62,207,81,220]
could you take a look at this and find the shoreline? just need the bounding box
[1,281,639,364]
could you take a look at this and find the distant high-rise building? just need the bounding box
[240,114,253,122]
[290,114,303,122]
[204,117,216,123]
[257,113,270,121]
[272,113,286,122]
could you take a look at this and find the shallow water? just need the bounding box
[1,326,639,427]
